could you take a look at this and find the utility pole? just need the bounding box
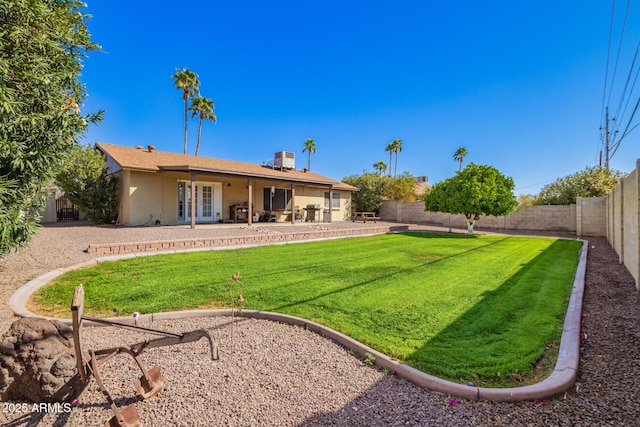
[605,106,610,170]
[599,150,602,167]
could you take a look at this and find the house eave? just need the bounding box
[158,165,339,187]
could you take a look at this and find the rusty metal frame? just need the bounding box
[71,285,218,427]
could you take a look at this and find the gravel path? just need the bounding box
[1,223,639,426]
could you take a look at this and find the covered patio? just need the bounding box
[162,166,351,228]
[96,143,356,227]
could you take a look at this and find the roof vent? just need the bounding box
[274,151,295,170]
[136,145,143,150]
[148,145,156,153]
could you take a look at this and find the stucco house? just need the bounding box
[96,143,357,227]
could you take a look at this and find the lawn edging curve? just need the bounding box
[9,239,587,402]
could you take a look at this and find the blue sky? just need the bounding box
[79,1,640,195]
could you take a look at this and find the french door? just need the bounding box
[178,182,222,222]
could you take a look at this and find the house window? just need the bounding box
[324,192,340,209]
[264,187,292,210]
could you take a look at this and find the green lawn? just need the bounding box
[33,232,582,386]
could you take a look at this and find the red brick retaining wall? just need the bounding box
[86,225,411,255]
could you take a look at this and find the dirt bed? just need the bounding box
[1,224,639,426]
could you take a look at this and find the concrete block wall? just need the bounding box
[623,169,638,287]
[504,205,576,231]
[606,161,640,289]
[380,201,578,232]
[607,183,622,257]
[378,200,402,222]
[576,197,606,237]
[38,190,58,223]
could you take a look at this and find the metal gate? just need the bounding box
[56,195,79,221]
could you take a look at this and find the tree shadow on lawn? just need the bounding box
[265,234,514,313]
[267,236,578,388]
[260,234,580,388]
[296,239,581,426]
[402,238,580,386]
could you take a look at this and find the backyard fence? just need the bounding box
[606,159,640,289]
[379,201,580,233]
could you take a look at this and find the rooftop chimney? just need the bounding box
[148,145,156,153]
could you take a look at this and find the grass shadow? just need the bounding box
[265,233,512,313]
[404,239,579,386]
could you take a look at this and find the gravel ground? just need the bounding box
[0,221,386,334]
[1,222,639,426]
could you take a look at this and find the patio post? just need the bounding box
[247,179,253,226]
[190,171,196,229]
[328,184,333,223]
[291,184,296,224]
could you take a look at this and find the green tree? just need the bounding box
[536,166,624,205]
[453,146,468,171]
[0,0,102,255]
[386,172,417,202]
[188,96,216,156]
[343,172,417,212]
[172,68,200,155]
[424,163,518,235]
[518,194,537,206]
[342,172,389,212]
[373,160,387,176]
[56,145,118,224]
[302,138,317,171]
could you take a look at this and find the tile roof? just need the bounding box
[96,143,357,191]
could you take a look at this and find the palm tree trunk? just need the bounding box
[308,152,311,171]
[183,99,188,155]
[389,153,392,176]
[394,151,398,178]
[195,117,203,156]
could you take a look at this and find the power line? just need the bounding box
[599,0,640,168]
[609,47,640,153]
[610,95,640,158]
[606,0,632,107]
[515,178,558,192]
[601,0,617,128]
[599,0,618,167]
[608,37,640,159]
[612,39,640,126]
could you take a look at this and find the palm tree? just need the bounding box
[391,139,403,177]
[453,146,468,171]
[302,138,316,171]
[385,142,395,177]
[373,161,387,176]
[172,68,200,154]
[189,96,216,156]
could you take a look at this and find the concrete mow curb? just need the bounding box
[9,238,587,402]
